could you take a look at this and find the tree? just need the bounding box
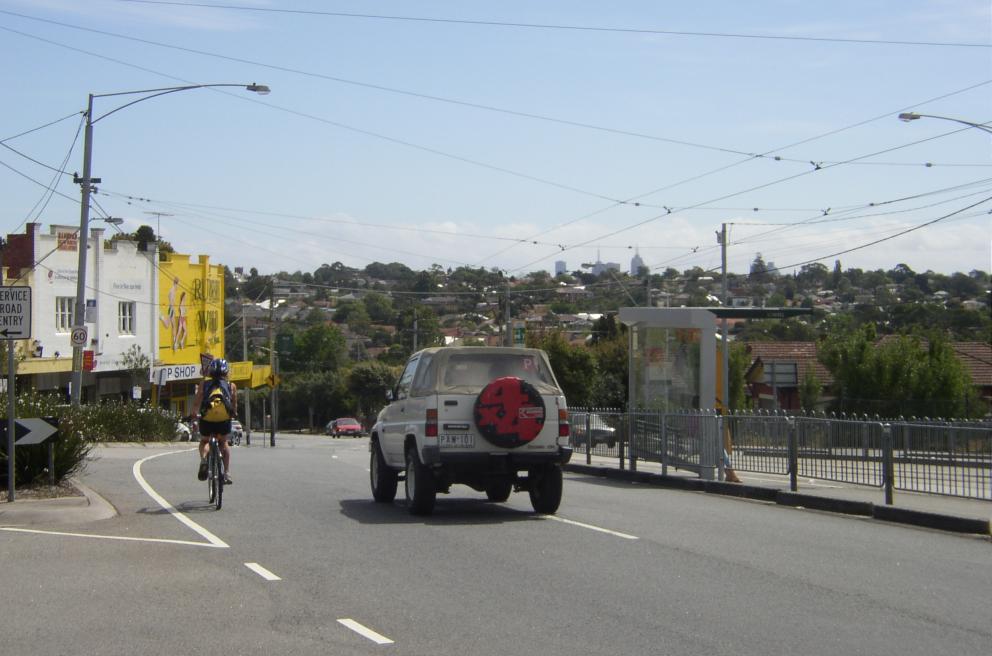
[291,323,347,373]
[819,326,983,418]
[118,344,150,395]
[528,331,596,407]
[363,292,394,323]
[347,361,399,425]
[798,369,821,412]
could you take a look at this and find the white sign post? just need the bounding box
[0,286,31,503]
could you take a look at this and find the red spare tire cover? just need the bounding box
[474,376,546,449]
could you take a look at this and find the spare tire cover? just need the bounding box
[474,376,547,449]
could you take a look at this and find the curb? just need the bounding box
[564,463,990,536]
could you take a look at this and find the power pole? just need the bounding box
[718,223,730,412]
[268,279,276,447]
[504,282,511,347]
[241,300,251,445]
[1,242,15,502]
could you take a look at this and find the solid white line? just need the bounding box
[0,527,221,547]
[337,619,394,645]
[132,450,229,549]
[544,515,639,540]
[244,562,281,581]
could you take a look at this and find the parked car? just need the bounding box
[570,413,618,448]
[326,417,363,437]
[230,420,244,446]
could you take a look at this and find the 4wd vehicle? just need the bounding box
[369,346,572,516]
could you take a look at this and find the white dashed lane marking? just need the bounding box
[544,515,639,540]
[337,619,394,645]
[244,562,282,581]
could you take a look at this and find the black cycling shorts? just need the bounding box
[199,419,232,438]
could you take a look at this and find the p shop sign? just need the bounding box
[150,364,202,383]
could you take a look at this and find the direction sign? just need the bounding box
[2,417,60,446]
[70,325,88,347]
[0,286,31,340]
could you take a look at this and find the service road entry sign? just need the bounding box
[0,286,31,340]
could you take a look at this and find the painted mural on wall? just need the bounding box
[157,254,225,365]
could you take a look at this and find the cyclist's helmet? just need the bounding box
[207,358,229,378]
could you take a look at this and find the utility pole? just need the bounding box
[241,300,251,445]
[504,282,511,347]
[718,223,730,412]
[268,279,276,447]
[412,309,418,352]
[2,242,15,502]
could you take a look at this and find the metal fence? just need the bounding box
[567,408,992,502]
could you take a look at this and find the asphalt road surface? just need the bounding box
[2,434,989,655]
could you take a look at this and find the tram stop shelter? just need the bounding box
[617,307,812,479]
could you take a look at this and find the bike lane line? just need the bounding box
[133,450,229,549]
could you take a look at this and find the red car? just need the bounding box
[326,417,363,437]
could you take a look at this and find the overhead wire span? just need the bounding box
[117,1,992,48]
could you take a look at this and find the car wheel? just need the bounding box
[405,445,436,515]
[370,440,398,503]
[485,477,513,502]
[528,465,563,514]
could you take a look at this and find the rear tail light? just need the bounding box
[426,408,438,437]
[558,408,570,438]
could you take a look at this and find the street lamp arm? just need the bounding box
[897,112,992,135]
[91,83,269,125]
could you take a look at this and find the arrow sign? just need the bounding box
[0,328,25,337]
[13,417,59,446]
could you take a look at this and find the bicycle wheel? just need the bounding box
[212,440,224,510]
[207,443,218,505]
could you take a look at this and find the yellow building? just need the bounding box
[151,253,270,419]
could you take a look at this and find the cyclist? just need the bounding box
[193,358,238,485]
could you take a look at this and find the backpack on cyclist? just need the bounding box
[200,379,234,422]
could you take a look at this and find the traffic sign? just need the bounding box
[2,417,60,446]
[70,325,88,347]
[266,373,281,388]
[0,286,32,340]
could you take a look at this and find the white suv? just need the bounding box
[370,346,572,515]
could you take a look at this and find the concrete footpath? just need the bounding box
[565,454,991,537]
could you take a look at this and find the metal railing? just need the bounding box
[567,408,992,502]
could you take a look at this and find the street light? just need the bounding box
[897,112,992,135]
[70,83,270,405]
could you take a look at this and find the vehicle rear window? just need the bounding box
[441,352,558,393]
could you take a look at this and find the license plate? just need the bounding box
[439,434,474,448]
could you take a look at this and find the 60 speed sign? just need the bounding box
[70,325,88,347]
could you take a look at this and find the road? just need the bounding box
[2,435,989,655]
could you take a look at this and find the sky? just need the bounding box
[1,0,990,280]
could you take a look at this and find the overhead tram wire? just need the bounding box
[473,78,992,267]
[0,110,84,144]
[117,1,992,49]
[5,19,990,230]
[509,123,983,274]
[6,15,984,179]
[759,196,992,276]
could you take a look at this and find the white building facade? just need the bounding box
[4,223,158,401]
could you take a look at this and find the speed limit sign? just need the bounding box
[70,326,88,347]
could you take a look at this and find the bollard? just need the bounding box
[787,417,798,492]
[882,423,894,505]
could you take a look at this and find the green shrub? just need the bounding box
[1,391,182,489]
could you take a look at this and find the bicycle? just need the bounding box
[206,435,225,510]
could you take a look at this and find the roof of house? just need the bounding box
[744,341,833,386]
[952,342,992,387]
[745,339,992,389]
